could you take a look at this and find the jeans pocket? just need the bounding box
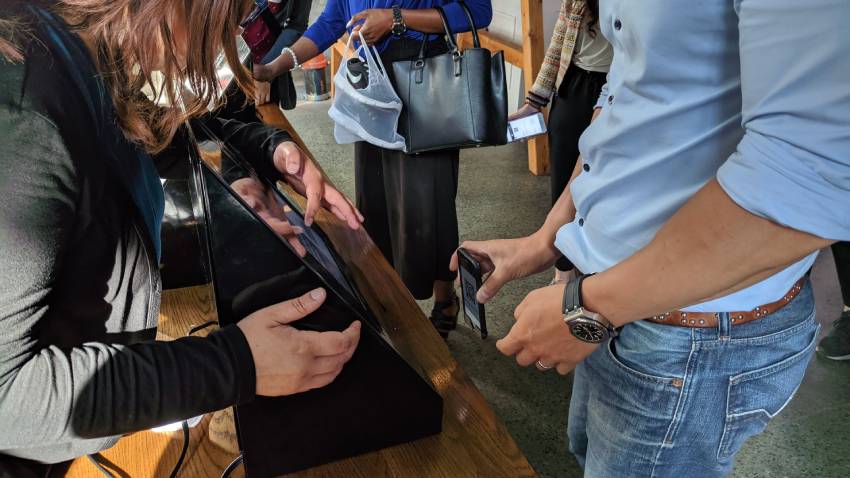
[717,324,819,460]
[606,335,681,384]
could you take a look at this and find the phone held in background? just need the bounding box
[507,112,547,143]
[458,248,487,339]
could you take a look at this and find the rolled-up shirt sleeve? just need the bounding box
[716,0,850,241]
[594,82,609,110]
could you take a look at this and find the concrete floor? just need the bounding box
[284,95,850,478]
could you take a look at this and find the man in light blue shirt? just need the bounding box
[455,0,849,475]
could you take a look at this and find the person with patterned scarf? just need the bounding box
[510,0,611,285]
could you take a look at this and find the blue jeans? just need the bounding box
[568,280,819,477]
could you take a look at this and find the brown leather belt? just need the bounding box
[647,278,806,328]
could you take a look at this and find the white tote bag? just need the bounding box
[328,31,406,150]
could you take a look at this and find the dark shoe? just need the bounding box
[429,296,459,340]
[817,310,850,361]
[346,58,369,90]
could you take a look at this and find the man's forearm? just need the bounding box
[535,108,602,246]
[536,160,581,248]
[583,179,833,327]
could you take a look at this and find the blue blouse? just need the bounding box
[304,0,493,53]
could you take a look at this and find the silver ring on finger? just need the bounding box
[535,360,554,372]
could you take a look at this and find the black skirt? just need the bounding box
[354,37,460,300]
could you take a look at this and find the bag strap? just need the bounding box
[348,30,390,79]
[416,2,480,58]
[417,6,458,59]
[457,1,481,48]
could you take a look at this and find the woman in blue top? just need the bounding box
[255,0,493,339]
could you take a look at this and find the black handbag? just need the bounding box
[392,3,508,154]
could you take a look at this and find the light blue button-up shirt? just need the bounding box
[555,0,850,312]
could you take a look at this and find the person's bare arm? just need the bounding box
[254,8,448,80]
[253,36,320,81]
[583,179,833,327]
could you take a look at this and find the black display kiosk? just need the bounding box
[159,124,443,477]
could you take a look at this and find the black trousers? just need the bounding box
[832,242,850,306]
[354,38,459,300]
[548,65,608,272]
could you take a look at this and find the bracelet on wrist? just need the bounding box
[525,96,545,109]
[281,47,301,70]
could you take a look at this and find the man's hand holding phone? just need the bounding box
[449,233,561,304]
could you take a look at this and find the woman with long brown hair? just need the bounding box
[0,0,363,473]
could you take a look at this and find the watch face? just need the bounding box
[569,318,608,343]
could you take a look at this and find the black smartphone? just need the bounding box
[458,248,487,339]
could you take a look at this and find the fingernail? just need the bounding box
[310,288,325,300]
[286,160,299,174]
[292,226,304,234]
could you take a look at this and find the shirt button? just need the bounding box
[608,95,614,105]
[614,19,622,30]
[578,218,585,227]
[583,164,590,172]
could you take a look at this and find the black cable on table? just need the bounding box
[168,419,191,478]
[86,453,116,478]
[187,320,218,336]
[221,454,244,478]
[165,321,216,478]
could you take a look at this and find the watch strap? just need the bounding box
[563,273,593,314]
[563,276,579,315]
[392,5,406,35]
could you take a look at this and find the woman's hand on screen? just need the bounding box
[272,141,364,230]
[238,288,362,396]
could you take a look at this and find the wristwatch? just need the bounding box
[563,274,617,343]
[391,5,407,36]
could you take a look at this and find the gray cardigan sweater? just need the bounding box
[0,8,291,465]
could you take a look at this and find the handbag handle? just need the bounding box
[417,6,457,60]
[415,2,481,59]
[456,1,481,48]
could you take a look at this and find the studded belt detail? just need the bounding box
[647,278,806,328]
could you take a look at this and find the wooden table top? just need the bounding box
[64,105,536,478]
